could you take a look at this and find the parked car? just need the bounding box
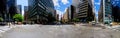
[91,21,96,26]
[0,22,7,26]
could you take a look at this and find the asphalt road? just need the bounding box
[1,25,120,38]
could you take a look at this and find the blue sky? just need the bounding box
[17,0,28,15]
[52,0,72,17]
[111,0,120,7]
[17,0,100,18]
[94,0,101,19]
[54,0,72,12]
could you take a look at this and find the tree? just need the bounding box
[0,17,3,22]
[72,18,80,22]
[86,17,93,22]
[13,14,24,22]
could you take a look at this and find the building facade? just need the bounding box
[0,0,7,21]
[0,0,17,22]
[28,0,55,24]
[98,0,112,24]
[111,0,120,22]
[72,0,95,22]
[62,8,69,23]
[67,5,75,22]
[56,14,59,21]
[17,5,22,14]
[6,0,17,22]
[54,10,59,21]
[24,6,28,21]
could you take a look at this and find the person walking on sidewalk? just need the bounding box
[8,22,12,28]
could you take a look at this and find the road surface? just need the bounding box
[1,25,120,38]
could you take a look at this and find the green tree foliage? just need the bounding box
[13,14,24,22]
[0,17,3,22]
[72,18,80,22]
[86,17,93,22]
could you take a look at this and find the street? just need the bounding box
[0,24,120,38]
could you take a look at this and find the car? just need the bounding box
[91,21,96,26]
[110,23,113,26]
[0,22,7,26]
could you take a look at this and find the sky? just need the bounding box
[17,0,101,19]
[52,0,72,19]
[111,0,120,7]
[94,0,101,20]
[17,0,28,16]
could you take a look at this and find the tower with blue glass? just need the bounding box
[98,0,112,24]
[111,0,120,22]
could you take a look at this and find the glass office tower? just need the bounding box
[6,0,17,22]
[0,0,7,21]
[28,0,55,24]
[98,0,112,24]
[0,0,17,22]
[111,0,120,22]
[17,5,22,14]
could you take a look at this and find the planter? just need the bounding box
[18,22,22,25]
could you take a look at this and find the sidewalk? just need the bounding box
[101,24,120,31]
[0,25,16,37]
[109,25,120,31]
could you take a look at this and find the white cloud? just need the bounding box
[22,10,24,16]
[61,0,69,5]
[64,8,67,13]
[95,3,100,5]
[95,0,100,5]
[56,8,67,16]
[56,10,63,15]
[52,0,60,7]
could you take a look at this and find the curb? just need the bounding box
[104,25,120,32]
[0,26,16,37]
[99,24,120,32]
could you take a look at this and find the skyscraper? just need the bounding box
[62,8,69,23]
[67,5,75,22]
[72,0,95,22]
[0,0,7,21]
[98,0,112,24]
[0,0,17,22]
[111,0,120,22]
[6,0,17,22]
[28,0,55,24]
[17,5,22,14]
[24,6,28,21]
